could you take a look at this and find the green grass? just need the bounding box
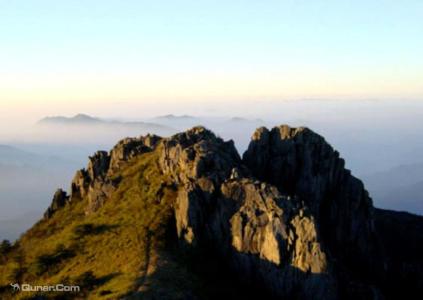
[0,148,181,299]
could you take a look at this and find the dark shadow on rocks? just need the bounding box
[374,208,423,299]
[122,209,334,300]
[125,242,337,300]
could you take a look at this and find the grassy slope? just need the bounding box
[0,148,198,299]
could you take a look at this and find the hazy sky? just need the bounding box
[1,1,423,117]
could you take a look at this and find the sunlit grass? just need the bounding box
[0,148,178,299]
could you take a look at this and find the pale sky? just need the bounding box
[1,0,423,112]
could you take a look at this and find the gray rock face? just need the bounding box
[44,189,69,219]
[243,125,380,280]
[222,179,335,298]
[159,126,240,183]
[108,134,161,175]
[158,127,241,245]
[224,179,324,271]
[157,126,336,298]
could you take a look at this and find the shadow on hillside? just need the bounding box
[124,240,339,300]
[121,202,404,300]
[72,223,119,239]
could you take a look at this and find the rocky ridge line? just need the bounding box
[44,125,387,299]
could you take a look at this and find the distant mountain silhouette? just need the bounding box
[37,114,174,131]
[38,113,102,124]
[154,114,196,120]
[150,114,201,129]
[228,116,265,123]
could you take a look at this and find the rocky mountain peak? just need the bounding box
[26,125,422,299]
[244,125,378,280]
[160,126,241,183]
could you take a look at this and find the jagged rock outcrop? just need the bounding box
[69,134,161,214]
[44,188,69,218]
[155,127,336,298]
[108,134,161,175]
[159,126,240,182]
[41,125,423,299]
[226,181,327,274]
[158,127,241,245]
[222,179,334,298]
[243,125,379,278]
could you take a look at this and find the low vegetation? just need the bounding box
[0,149,187,299]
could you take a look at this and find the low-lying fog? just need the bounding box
[1,99,423,240]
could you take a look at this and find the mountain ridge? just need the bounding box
[0,125,422,299]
